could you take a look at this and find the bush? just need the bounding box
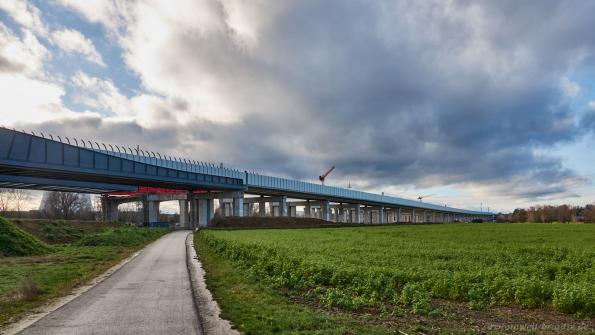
[20,277,42,301]
[0,217,52,257]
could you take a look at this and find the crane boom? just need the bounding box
[319,166,335,184]
[417,194,434,202]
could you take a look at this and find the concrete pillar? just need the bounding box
[233,193,244,217]
[412,209,416,223]
[278,196,287,217]
[321,200,330,221]
[259,199,266,217]
[379,207,385,224]
[207,198,215,223]
[288,205,296,217]
[101,197,119,222]
[189,196,197,228]
[353,206,361,224]
[179,199,189,229]
[198,198,208,227]
[304,201,311,218]
[143,200,160,224]
[397,208,402,223]
[338,207,344,223]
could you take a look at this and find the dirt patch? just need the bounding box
[210,216,336,229]
[286,289,594,334]
[209,216,443,229]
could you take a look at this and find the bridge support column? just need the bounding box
[243,203,252,217]
[288,205,296,217]
[196,199,206,227]
[304,201,311,218]
[412,209,416,223]
[354,206,361,224]
[233,193,244,217]
[259,198,266,217]
[321,200,330,221]
[379,207,385,224]
[279,196,287,217]
[189,196,197,228]
[363,207,370,224]
[143,200,160,225]
[101,197,119,222]
[397,208,402,223]
[179,200,189,229]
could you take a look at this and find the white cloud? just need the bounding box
[589,100,595,109]
[561,77,581,97]
[55,0,130,33]
[0,22,95,126]
[52,29,105,66]
[70,71,177,128]
[0,0,47,35]
[0,73,66,125]
[0,22,47,75]
[71,71,131,115]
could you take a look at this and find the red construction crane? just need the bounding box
[319,166,335,185]
[417,194,434,202]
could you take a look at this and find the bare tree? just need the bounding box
[12,189,31,214]
[0,189,13,214]
[40,191,93,219]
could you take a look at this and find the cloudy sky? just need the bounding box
[1,0,595,213]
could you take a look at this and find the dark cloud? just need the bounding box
[582,110,595,132]
[42,0,595,203]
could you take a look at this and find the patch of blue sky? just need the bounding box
[32,1,143,101]
[565,66,595,114]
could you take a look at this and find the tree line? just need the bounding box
[497,204,595,223]
[0,189,96,220]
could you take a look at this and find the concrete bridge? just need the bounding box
[0,127,493,226]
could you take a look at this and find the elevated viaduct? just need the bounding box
[0,127,493,227]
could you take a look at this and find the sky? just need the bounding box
[1,0,595,213]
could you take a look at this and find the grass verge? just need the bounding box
[0,220,170,328]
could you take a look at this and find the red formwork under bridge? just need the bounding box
[104,186,209,197]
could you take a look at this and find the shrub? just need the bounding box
[20,277,42,301]
[0,217,52,257]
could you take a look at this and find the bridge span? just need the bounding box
[0,127,493,226]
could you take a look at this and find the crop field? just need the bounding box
[197,223,594,333]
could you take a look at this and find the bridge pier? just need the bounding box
[259,197,266,217]
[101,197,119,222]
[233,194,243,217]
[143,200,160,224]
[179,200,189,229]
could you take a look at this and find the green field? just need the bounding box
[196,223,595,334]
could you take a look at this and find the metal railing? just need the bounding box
[5,127,491,215]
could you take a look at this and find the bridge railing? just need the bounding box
[245,172,487,215]
[6,127,490,216]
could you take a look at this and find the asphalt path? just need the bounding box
[19,231,200,335]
